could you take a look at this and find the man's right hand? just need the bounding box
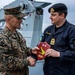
[27,56,36,66]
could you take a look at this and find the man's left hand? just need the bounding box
[45,48,60,57]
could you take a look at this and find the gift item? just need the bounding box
[37,42,50,60]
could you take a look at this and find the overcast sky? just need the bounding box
[0,0,75,31]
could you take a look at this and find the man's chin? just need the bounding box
[52,22,55,25]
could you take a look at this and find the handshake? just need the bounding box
[26,42,60,66]
[26,42,50,66]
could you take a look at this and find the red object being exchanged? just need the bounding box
[37,42,50,60]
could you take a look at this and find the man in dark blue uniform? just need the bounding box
[41,3,75,75]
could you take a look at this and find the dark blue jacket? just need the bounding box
[41,20,75,75]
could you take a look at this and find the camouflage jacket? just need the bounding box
[0,26,31,75]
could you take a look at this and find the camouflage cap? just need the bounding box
[48,3,67,13]
[4,6,26,18]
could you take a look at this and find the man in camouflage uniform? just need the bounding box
[0,6,39,75]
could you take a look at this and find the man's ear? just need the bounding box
[61,13,65,19]
[7,17,11,22]
[5,15,13,22]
